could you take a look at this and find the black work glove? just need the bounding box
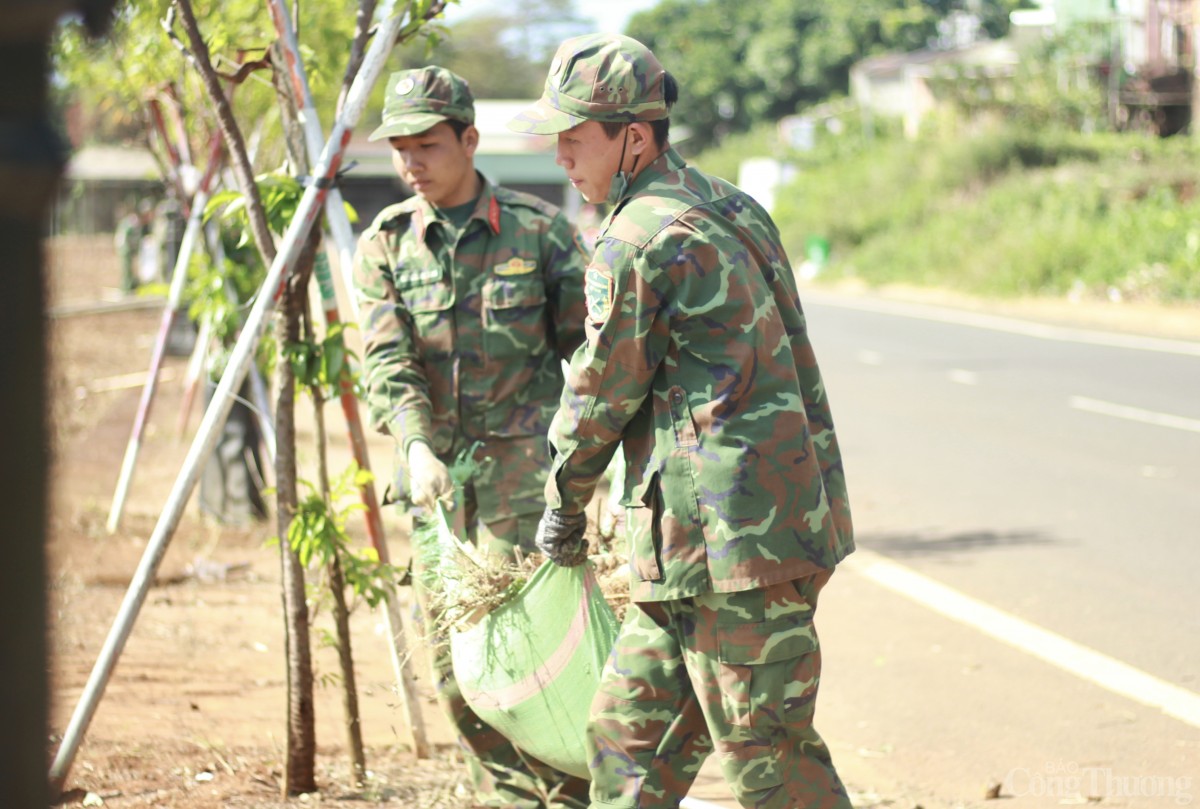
[535,508,589,567]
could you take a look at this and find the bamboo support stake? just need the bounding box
[267,0,429,757]
[48,1,411,794]
[105,135,224,534]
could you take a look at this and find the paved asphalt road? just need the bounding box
[806,292,1200,688]
[682,291,1200,809]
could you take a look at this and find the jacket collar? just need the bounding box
[411,171,502,243]
[624,146,685,200]
[601,146,686,232]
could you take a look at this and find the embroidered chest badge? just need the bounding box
[585,265,615,324]
[394,266,442,286]
[493,257,537,276]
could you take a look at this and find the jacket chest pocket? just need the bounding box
[481,275,548,359]
[395,267,455,356]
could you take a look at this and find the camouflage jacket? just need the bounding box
[546,149,854,601]
[354,175,587,516]
[114,214,146,257]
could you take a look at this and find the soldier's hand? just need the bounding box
[406,441,453,512]
[535,508,589,567]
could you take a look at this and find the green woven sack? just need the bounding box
[450,558,620,779]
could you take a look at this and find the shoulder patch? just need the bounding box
[585,265,615,324]
[571,231,591,260]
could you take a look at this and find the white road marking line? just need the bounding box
[805,293,1200,357]
[948,369,977,385]
[1069,395,1200,434]
[844,549,1200,729]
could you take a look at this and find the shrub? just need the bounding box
[761,124,1200,302]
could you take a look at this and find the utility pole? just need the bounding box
[1192,0,1200,135]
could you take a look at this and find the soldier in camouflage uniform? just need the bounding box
[114,199,152,293]
[353,66,590,808]
[509,35,856,809]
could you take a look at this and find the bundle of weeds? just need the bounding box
[413,499,631,643]
[431,545,541,635]
[409,508,518,645]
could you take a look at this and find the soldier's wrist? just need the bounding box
[403,436,432,459]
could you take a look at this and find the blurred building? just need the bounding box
[1109,0,1195,135]
[850,37,1020,139]
[339,99,577,229]
[850,0,1199,138]
[54,99,577,235]
[56,144,161,234]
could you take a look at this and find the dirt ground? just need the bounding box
[45,235,474,808]
[42,235,1200,809]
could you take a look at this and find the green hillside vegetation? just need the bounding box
[701,124,1200,304]
[686,14,1200,307]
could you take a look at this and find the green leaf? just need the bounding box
[219,194,248,221]
[287,520,304,551]
[323,339,345,384]
[204,190,243,220]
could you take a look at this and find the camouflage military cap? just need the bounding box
[368,67,475,141]
[507,33,669,135]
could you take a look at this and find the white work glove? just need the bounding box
[406,441,453,511]
[534,508,589,567]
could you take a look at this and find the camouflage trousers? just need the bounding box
[118,250,137,293]
[586,570,851,809]
[413,507,591,809]
[455,479,540,559]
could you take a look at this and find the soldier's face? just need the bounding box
[555,121,629,203]
[389,122,479,208]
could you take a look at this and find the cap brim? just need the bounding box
[367,112,452,141]
[505,97,585,135]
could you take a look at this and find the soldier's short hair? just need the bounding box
[599,72,677,149]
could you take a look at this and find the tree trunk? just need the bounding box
[277,231,320,796]
[305,303,367,783]
[174,0,276,264]
[327,550,367,783]
[337,0,379,115]
[274,43,367,781]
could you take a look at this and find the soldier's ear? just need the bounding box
[462,125,480,157]
[627,122,653,157]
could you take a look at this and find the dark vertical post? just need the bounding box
[0,2,117,806]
